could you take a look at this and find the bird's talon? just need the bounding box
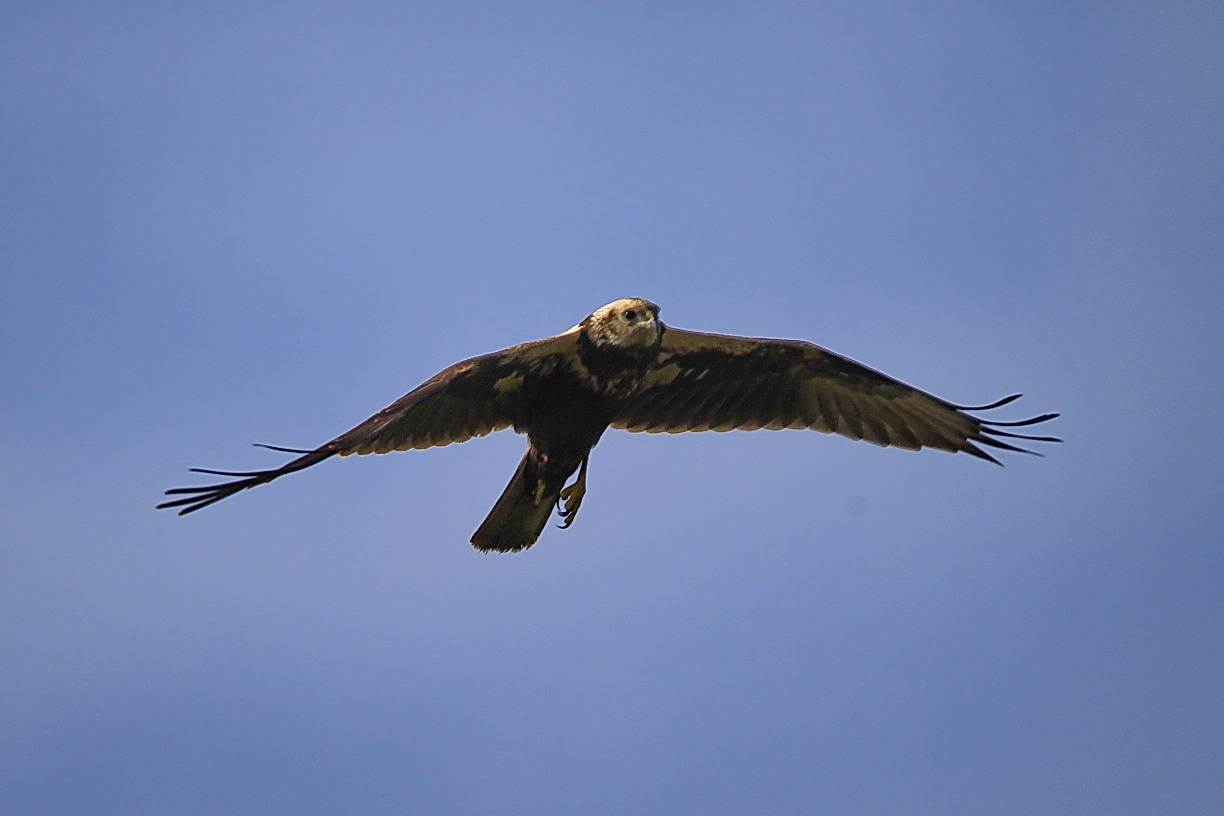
[556,480,586,529]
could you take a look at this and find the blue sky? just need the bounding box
[2,3,1222,814]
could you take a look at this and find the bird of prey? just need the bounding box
[160,298,1058,551]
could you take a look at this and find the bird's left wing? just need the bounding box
[159,332,578,515]
[611,326,1058,462]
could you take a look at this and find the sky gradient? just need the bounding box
[3,3,1222,814]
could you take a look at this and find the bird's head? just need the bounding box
[582,298,663,350]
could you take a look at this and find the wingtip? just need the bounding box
[952,393,1024,412]
[253,442,314,454]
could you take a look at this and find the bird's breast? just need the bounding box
[573,333,657,400]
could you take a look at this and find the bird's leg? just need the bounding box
[557,456,589,529]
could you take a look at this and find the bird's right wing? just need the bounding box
[158,331,579,515]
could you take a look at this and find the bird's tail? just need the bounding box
[470,452,559,553]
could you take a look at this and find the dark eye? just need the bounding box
[624,310,637,321]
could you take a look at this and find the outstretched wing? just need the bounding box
[158,332,578,515]
[611,327,1059,462]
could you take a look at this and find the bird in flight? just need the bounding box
[160,298,1059,551]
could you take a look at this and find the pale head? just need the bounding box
[583,298,663,349]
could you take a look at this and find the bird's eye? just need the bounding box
[624,310,637,321]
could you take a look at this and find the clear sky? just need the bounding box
[3,3,1222,814]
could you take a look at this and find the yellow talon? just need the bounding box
[556,458,589,529]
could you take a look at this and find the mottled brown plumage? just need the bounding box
[159,298,1059,551]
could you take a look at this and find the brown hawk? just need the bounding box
[160,298,1059,551]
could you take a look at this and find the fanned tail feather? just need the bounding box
[470,452,559,553]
